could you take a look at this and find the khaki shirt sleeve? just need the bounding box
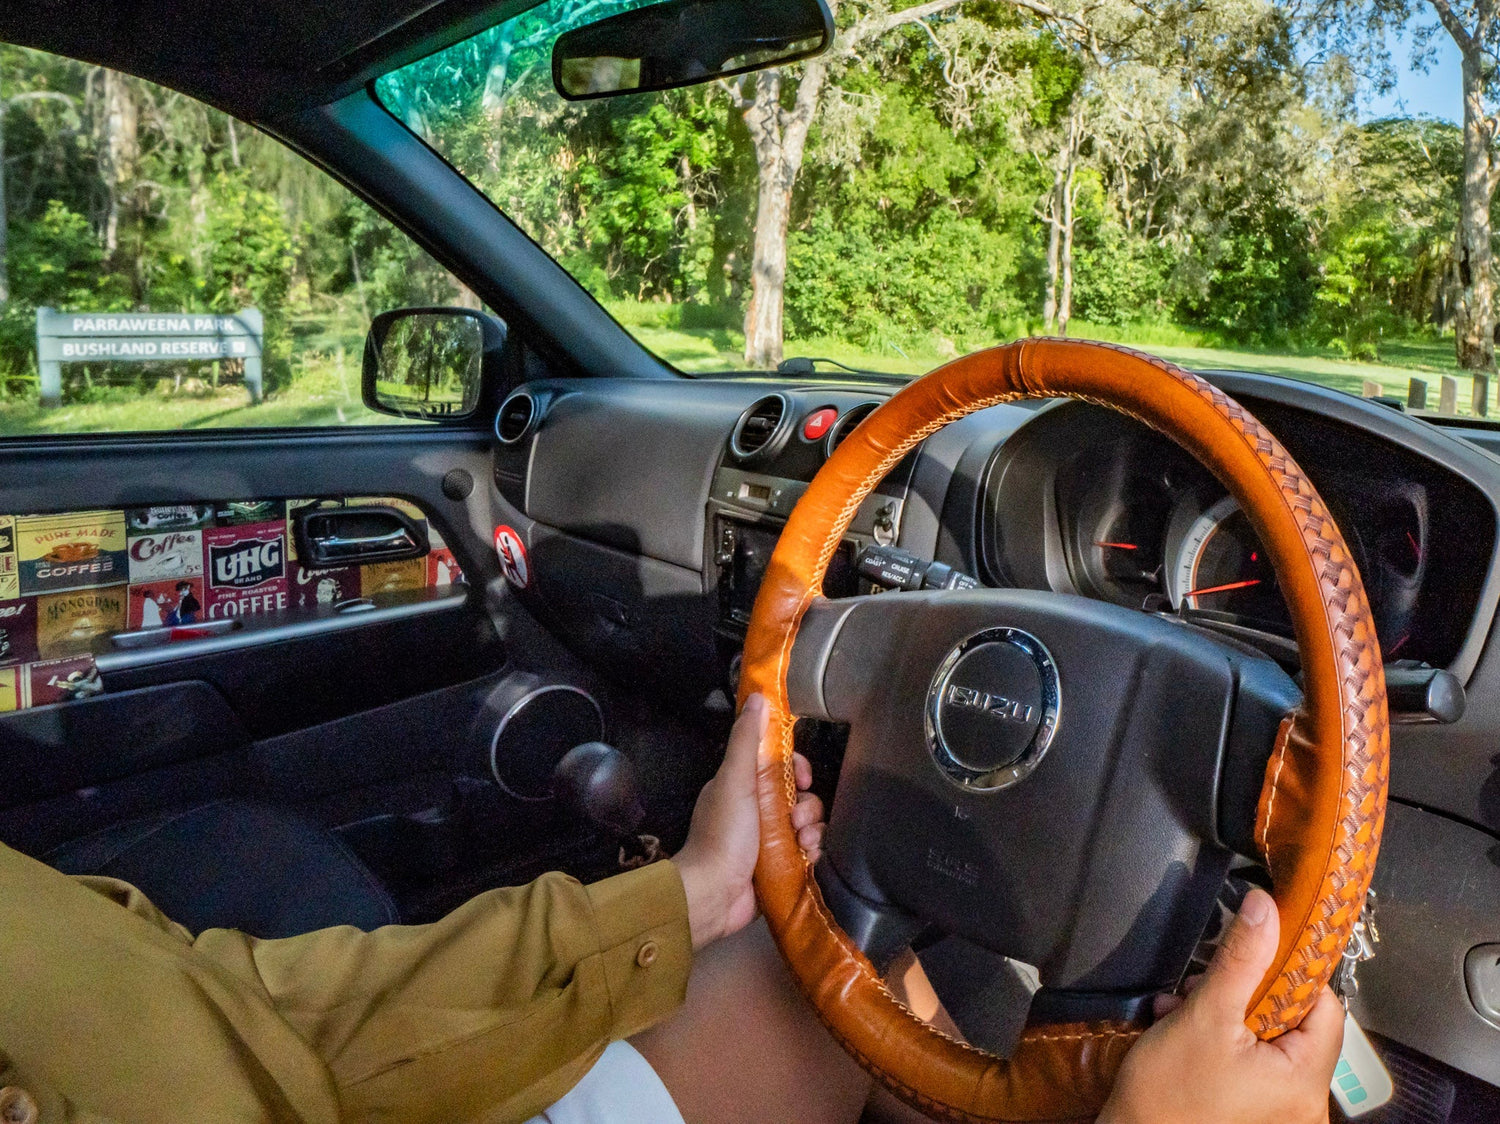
[0,840,690,1124]
[194,859,692,1123]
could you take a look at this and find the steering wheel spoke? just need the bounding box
[804,587,1299,999]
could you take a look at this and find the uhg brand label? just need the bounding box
[204,522,289,620]
[209,535,284,589]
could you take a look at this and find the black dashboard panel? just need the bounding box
[489,366,1500,1091]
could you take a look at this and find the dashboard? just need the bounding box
[486,363,1500,1097]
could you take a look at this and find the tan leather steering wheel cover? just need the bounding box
[737,340,1389,1122]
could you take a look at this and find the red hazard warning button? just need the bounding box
[803,408,838,441]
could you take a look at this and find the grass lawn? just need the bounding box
[614,301,1488,419]
[0,302,1487,435]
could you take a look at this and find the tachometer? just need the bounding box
[1170,496,1290,633]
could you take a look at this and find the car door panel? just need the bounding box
[0,429,509,857]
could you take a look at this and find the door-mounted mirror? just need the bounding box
[552,0,834,101]
[362,307,504,422]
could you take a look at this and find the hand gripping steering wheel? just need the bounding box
[737,340,1389,1122]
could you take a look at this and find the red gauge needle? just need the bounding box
[1185,578,1262,598]
[1094,541,1139,550]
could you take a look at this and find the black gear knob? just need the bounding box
[552,742,646,838]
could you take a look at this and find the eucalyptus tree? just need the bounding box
[1320,0,1500,369]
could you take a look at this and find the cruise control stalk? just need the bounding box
[856,544,978,592]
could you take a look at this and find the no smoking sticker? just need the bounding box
[494,525,530,589]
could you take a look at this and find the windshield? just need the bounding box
[377,0,1478,414]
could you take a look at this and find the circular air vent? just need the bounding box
[824,401,880,457]
[730,393,791,461]
[495,390,537,444]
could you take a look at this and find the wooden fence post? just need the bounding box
[1439,376,1458,415]
[1407,378,1427,410]
[1474,374,1491,418]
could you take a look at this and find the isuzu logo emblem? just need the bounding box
[925,627,1060,792]
[945,684,1034,724]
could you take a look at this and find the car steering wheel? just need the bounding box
[737,339,1389,1121]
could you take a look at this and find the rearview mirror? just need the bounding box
[552,0,834,101]
[362,307,504,422]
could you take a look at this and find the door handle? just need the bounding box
[294,505,430,567]
[313,528,415,559]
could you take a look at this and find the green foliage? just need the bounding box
[0,0,1476,408]
[1178,194,1319,344]
[1308,118,1461,359]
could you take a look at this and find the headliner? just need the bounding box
[0,0,535,121]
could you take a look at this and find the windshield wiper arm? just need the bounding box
[777,356,884,377]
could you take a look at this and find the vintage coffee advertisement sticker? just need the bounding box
[37,587,128,658]
[16,511,128,595]
[0,516,18,601]
[125,505,214,534]
[28,656,99,706]
[0,599,39,666]
[291,565,359,610]
[129,578,205,629]
[428,547,463,588]
[204,521,288,618]
[0,667,23,711]
[361,557,427,596]
[127,528,204,584]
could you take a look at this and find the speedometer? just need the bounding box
[1170,496,1291,633]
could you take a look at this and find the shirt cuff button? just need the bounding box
[636,940,659,968]
[0,1086,39,1124]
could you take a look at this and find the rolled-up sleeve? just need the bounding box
[192,860,693,1123]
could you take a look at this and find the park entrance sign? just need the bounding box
[35,307,263,408]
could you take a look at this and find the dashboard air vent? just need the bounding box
[496,391,537,444]
[824,401,880,456]
[730,394,790,461]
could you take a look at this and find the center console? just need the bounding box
[707,390,917,684]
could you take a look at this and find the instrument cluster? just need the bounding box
[983,402,1494,672]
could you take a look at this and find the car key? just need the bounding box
[1330,892,1393,1116]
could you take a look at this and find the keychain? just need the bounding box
[1328,891,1394,1116]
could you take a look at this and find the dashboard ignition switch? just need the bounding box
[856,544,978,592]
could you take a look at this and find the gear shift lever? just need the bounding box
[552,741,647,838]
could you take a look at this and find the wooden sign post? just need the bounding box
[35,308,263,408]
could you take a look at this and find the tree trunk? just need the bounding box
[1042,168,1063,333]
[1059,162,1077,336]
[743,164,792,366]
[1455,49,1496,372]
[0,57,8,307]
[741,63,824,367]
[96,68,139,259]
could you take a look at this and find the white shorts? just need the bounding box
[525,1041,686,1124]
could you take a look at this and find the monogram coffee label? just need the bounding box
[37,588,127,658]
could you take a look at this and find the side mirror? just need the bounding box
[362,307,505,422]
[552,0,834,101]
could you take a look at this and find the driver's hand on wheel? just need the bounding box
[674,693,823,950]
[1099,887,1345,1124]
